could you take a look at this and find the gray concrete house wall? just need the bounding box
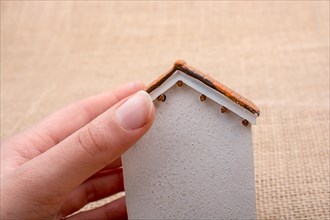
[122,78,257,219]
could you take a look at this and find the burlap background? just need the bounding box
[1,1,329,219]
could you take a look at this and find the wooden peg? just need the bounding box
[157,94,166,102]
[200,94,206,101]
[242,119,249,126]
[176,80,183,87]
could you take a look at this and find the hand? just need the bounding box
[1,82,155,220]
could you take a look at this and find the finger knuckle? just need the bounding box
[77,123,108,158]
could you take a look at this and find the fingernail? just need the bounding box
[116,91,153,130]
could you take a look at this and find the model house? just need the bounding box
[122,60,260,219]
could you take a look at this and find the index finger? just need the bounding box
[3,81,145,161]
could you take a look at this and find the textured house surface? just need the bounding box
[122,61,260,219]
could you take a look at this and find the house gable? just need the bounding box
[146,60,260,124]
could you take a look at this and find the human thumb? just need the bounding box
[14,91,155,197]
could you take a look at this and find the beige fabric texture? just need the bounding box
[1,2,329,219]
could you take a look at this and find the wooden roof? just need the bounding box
[146,60,260,116]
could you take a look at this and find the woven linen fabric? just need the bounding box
[1,2,329,219]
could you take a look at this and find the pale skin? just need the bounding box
[1,82,155,219]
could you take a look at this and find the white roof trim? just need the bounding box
[149,70,257,124]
